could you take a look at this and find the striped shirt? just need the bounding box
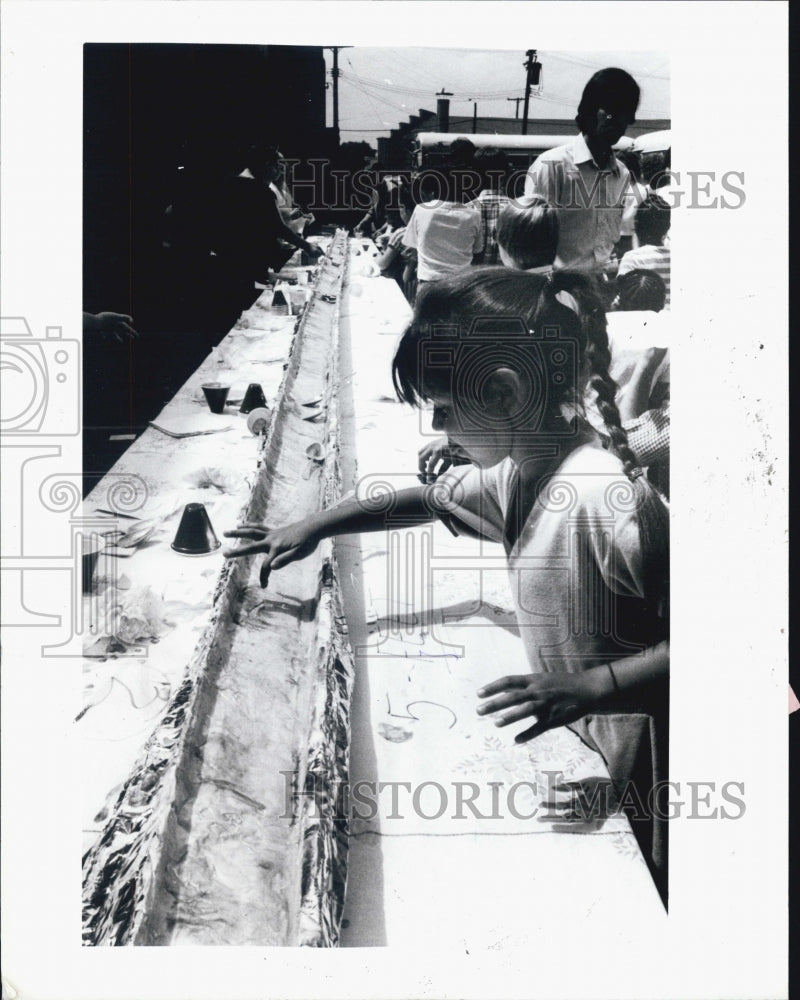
[617,244,671,309]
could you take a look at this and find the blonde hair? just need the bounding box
[496,195,559,270]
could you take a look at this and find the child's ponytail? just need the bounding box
[547,270,669,607]
[546,270,640,479]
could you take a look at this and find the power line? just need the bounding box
[344,60,396,128]
[339,68,569,108]
[383,48,445,89]
[338,65,668,134]
[342,77,407,113]
[544,51,670,81]
[341,68,521,100]
[340,71,437,99]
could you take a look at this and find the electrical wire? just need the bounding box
[342,68,520,100]
[383,48,446,89]
[342,74,412,115]
[337,58,668,135]
[544,51,670,81]
[342,63,394,128]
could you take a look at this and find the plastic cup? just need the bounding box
[171,502,221,555]
[239,383,268,414]
[271,288,291,315]
[201,383,230,414]
[290,287,310,316]
[82,535,103,592]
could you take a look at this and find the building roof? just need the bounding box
[385,112,671,141]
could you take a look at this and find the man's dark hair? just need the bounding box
[616,269,667,312]
[616,149,641,182]
[449,137,476,165]
[634,193,671,246]
[474,147,510,191]
[413,165,454,203]
[413,161,482,204]
[576,68,640,132]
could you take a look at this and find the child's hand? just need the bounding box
[476,669,612,743]
[418,436,452,482]
[417,436,471,482]
[222,520,320,570]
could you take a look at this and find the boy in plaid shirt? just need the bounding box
[468,148,510,266]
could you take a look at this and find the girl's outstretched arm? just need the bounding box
[223,485,435,571]
[476,641,669,743]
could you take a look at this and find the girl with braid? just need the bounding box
[224,267,669,895]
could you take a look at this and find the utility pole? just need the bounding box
[521,49,542,135]
[326,47,352,143]
[470,100,478,134]
[332,47,340,137]
[507,96,524,119]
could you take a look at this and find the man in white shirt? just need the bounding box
[402,169,484,283]
[524,68,640,271]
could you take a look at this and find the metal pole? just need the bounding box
[472,101,477,133]
[521,50,534,136]
[507,97,523,119]
[332,47,340,139]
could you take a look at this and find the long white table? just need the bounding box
[335,249,666,947]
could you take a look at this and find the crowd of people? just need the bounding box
[224,67,672,902]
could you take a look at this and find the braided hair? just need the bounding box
[544,270,640,477]
[546,270,669,600]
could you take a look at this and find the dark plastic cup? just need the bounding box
[201,383,230,414]
[82,535,102,592]
[171,503,221,555]
[239,383,268,414]
[271,288,290,315]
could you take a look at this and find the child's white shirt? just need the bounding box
[437,443,663,674]
[401,201,484,280]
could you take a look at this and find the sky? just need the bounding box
[322,47,670,150]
